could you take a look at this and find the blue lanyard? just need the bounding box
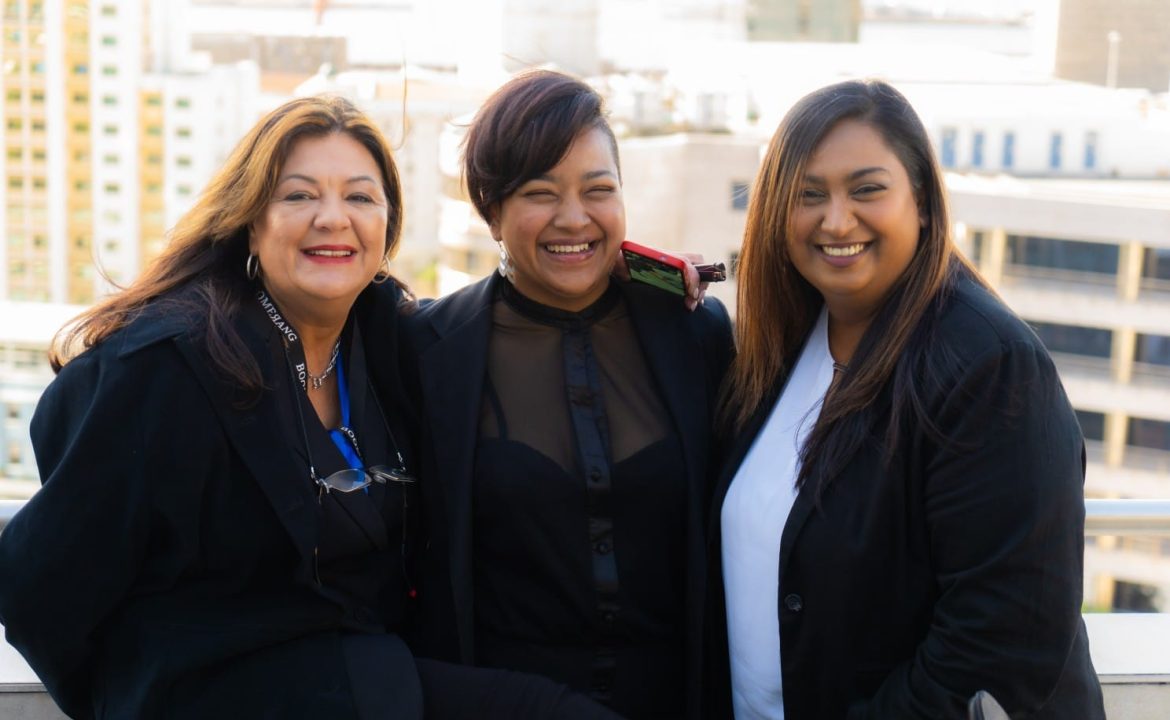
[328,356,365,473]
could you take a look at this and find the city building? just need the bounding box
[1049,0,1170,92]
[0,301,83,497]
[746,0,862,42]
[948,174,1170,611]
[2,0,260,305]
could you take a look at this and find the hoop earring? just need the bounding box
[245,254,260,280]
[497,243,514,282]
[372,255,392,285]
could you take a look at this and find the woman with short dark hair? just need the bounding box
[398,70,734,720]
[713,79,1105,718]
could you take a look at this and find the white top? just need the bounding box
[721,308,835,720]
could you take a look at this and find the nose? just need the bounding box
[314,193,352,232]
[552,195,590,231]
[820,195,857,238]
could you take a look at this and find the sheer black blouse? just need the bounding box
[471,280,689,719]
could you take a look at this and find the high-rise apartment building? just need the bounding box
[1,0,258,305]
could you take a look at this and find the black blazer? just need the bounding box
[0,285,422,720]
[391,274,734,720]
[707,275,1105,719]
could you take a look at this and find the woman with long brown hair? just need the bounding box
[711,79,1104,718]
[0,95,616,720]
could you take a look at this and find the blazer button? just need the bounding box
[783,593,803,613]
[595,541,612,554]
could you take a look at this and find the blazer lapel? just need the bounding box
[416,276,496,659]
[175,328,319,583]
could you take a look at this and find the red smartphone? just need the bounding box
[620,240,726,296]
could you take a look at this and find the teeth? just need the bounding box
[821,243,866,257]
[306,249,353,257]
[546,243,591,254]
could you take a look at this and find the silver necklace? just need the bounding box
[307,339,341,390]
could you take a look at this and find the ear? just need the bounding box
[487,206,502,243]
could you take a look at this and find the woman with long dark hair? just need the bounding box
[713,79,1104,718]
[0,95,617,720]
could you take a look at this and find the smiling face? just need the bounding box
[491,127,625,312]
[789,118,923,319]
[249,132,388,327]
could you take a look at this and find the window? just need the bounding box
[1028,321,1112,359]
[1048,132,1062,170]
[175,97,191,109]
[146,153,162,165]
[731,181,750,211]
[176,156,192,168]
[145,95,162,106]
[72,92,88,104]
[7,441,20,465]
[1006,235,1119,277]
[1136,334,1170,368]
[145,125,162,136]
[72,121,89,133]
[73,179,89,191]
[6,118,20,131]
[1128,417,1170,452]
[4,89,18,102]
[7,177,22,189]
[176,127,192,139]
[102,124,117,136]
[1113,580,1159,613]
[940,128,957,168]
[1143,248,1170,283]
[100,4,116,16]
[101,65,117,76]
[32,177,45,190]
[177,184,193,196]
[1001,132,1015,169]
[32,148,44,161]
[5,147,19,160]
[102,153,118,165]
[1084,131,1098,171]
[72,63,88,75]
[728,250,740,278]
[100,35,116,46]
[971,131,984,168]
[30,119,44,132]
[102,94,118,106]
[104,182,120,194]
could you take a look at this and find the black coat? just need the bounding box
[0,284,422,720]
[390,274,734,720]
[707,275,1105,719]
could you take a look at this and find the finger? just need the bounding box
[612,249,631,281]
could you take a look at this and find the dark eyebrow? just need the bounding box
[804,167,891,184]
[528,169,618,183]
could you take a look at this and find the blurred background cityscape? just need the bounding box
[2,0,1169,614]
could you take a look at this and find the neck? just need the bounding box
[824,301,876,367]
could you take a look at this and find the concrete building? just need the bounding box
[746,0,861,42]
[0,301,83,498]
[1050,0,1170,92]
[1,0,260,305]
[948,174,1170,610]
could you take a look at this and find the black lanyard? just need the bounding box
[254,287,317,393]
